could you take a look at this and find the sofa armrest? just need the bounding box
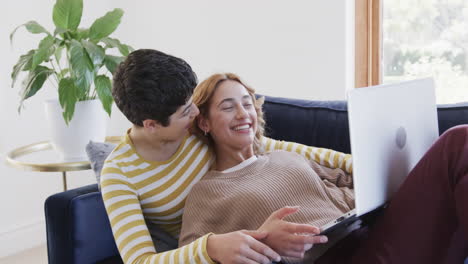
[45,184,121,264]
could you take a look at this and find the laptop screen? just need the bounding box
[347,78,439,216]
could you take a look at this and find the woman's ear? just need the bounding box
[197,115,210,133]
[142,119,160,133]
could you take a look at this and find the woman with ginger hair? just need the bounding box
[102,48,355,264]
[179,72,468,264]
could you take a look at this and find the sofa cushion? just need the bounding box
[262,96,352,153]
[85,141,116,189]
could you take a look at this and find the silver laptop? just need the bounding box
[320,78,439,235]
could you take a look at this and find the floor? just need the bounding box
[0,244,47,264]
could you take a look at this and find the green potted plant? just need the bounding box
[10,0,133,161]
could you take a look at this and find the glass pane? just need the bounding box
[383,0,468,103]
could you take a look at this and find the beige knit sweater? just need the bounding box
[179,150,355,262]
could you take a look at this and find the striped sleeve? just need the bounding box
[100,163,216,264]
[261,137,353,174]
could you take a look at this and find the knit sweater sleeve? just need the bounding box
[306,158,355,211]
[100,163,215,264]
[261,137,353,174]
[179,182,221,247]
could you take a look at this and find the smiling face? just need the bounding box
[198,80,258,153]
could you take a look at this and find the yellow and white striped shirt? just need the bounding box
[101,132,352,264]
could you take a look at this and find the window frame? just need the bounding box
[355,0,382,88]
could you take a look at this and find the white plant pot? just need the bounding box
[45,99,109,162]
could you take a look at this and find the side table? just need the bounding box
[5,136,121,191]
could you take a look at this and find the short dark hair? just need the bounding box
[112,49,197,126]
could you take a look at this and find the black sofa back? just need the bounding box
[45,96,468,264]
[262,96,468,154]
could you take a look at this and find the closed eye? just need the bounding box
[222,106,234,111]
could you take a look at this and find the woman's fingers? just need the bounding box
[280,242,313,258]
[291,234,328,245]
[270,206,300,220]
[304,243,314,251]
[280,234,328,258]
[237,256,267,264]
[287,242,310,252]
[240,230,281,263]
[240,246,273,264]
[246,236,281,263]
[279,249,305,259]
[287,222,320,234]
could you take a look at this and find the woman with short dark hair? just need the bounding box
[102,50,351,264]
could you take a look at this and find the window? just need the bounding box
[356,0,468,104]
[383,0,468,103]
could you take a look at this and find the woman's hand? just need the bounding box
[257,206,328,259]
[206,230,281,264]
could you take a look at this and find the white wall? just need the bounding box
[0,0,119,257]
[0,0,353,257]
[112,0,354,100]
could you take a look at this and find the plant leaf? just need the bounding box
[54,28,68,36]
[76,28,89,40]
[18,66,54,111]
[58,77,78,124]
[69,39,94,98]
[11,50,35,88]
[100,37,120,48]
[100,37,132,56]
[59,68,69,79]
[54,27,68,36]
[103,55,124,74]
[32,35,56,70]
[10,21,50,44]
[120,43,134,56]
[53,0,83,30]
[55,44,65,63]
[89,8,123,42]
[25,21,50,34]
[117,44,130,56]
[81,40,104,66]
[94,75,113,116]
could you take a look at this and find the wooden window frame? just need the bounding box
[355,0,382,88]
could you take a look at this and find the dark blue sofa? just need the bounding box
[45,96,468,264]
